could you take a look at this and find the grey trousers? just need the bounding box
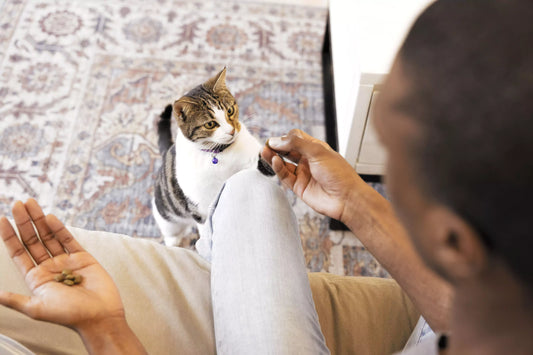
[198,169,330,355]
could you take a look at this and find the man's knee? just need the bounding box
[224,168,280,198]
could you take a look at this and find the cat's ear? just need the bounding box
[204,67,227,92]
[173,98,193,122]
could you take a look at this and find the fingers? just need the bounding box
[261,145,276,164]
[0,217,35,275]
[24,199,65,257]
[0,291,32,317]
[271,155,297,191]
[267,129,331,159]
[271,155,313,199]
[0,199,81,277]
[261,145,300,169]
[12,201,51,264]
[293,129,334,151]
[264,129,335,199]
[265,139,303,162]
[291,158,313,198]
[45,214,84,254]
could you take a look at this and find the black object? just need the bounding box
[438,335,448,350]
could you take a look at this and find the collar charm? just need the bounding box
[201,148,222,164]
[201,144,230,165]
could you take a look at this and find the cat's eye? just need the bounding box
[204,121,218,129]
[227,105,235,117]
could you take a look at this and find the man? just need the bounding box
[1,0,531,353]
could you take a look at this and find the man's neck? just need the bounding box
[450,261,533,354]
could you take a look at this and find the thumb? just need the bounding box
[0,291,33,316]
[271,155,297,191]
[267,129,325,157]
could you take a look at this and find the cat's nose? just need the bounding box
[230,128,235,136]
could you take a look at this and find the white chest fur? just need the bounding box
[174,124,262,217]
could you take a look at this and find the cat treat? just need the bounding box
[54,269,83,286]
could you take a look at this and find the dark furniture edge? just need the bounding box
[322,15,382,231]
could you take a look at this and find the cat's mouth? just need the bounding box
[227,135,238,144]
[222,132,238,144]
[201,131,238,148]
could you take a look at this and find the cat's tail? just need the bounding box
[158,104,174,155]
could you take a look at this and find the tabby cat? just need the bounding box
[153,68,274,247]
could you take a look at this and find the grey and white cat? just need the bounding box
[153,68,274,246]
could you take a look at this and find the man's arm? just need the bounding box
[263,129,452,331]
[341,182,452,331]
[0,199,147,354]
[76,316,146,355]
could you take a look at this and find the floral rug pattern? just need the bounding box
[0,0,388,277]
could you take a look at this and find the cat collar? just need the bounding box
[201,144,231,164]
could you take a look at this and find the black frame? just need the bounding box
[321,15,382,230]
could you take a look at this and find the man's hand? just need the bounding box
[261,129,368,223]
[263,130,453,331]
[0,199,147,354]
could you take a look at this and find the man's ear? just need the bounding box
[427,206,489,283]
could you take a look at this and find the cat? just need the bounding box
[153,67,274,247]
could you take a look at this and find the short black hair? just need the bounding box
[399,0,533,286]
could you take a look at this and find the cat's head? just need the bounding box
[172,68,241,147]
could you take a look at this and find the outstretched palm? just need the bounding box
[0,199,124,330]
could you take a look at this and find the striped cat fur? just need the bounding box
[152,68,274,246]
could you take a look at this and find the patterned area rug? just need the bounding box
[0,0,388,277]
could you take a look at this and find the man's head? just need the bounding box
[375,0,533,289]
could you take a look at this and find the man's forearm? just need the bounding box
[77,316,147,355]
[341,184,453,331]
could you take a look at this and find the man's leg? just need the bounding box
[201,169,329,355]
